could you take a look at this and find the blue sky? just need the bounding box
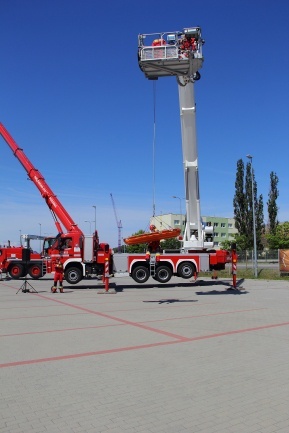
[0,0,288,249]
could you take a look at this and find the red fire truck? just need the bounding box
[0,123,112,284]
[112,26,236,285]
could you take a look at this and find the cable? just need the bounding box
[152,81,156,217]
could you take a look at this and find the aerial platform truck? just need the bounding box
[115,26,237,285]
[0,123,112,284]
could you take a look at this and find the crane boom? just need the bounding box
[110,193,123,253]
[0,123,83,236]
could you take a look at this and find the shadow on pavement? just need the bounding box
[143,299,198,304]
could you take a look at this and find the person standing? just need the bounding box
[51,258,64,293]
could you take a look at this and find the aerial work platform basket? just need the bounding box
[138,27,204,80]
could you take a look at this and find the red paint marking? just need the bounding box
[1,320,289,369]
[34,293,187,340]
[0,312,87,321]
[0,308,267,338]
[0,323,123,338]
[138,308,268,324]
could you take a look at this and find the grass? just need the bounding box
[199,267,289,281]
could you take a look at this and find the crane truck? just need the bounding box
[113,26,235,284]
[0,123,112,284]
[0,235,44,279]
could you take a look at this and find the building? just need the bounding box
[150,214,238,249]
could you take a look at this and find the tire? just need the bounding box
[177,262,196,279]
[8,263,24,279]
[155,266,172,283]
[28,264,42,279]
[65,267,82,285]
[131,266,149,284]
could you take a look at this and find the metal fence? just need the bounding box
[237,250,278,262]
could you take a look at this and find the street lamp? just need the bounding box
[39,223,42,253]
[246,154,258,278]
[92,205,96,232]
[84,220,92,234]
[19,229,22,246]
[172,196,183,234]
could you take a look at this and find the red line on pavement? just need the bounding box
[139,308,268,324]
[0,308,267,337]
[0,312,87,321]
[34,293,187,340]
[1,320,289,369]
[0,322,123,337]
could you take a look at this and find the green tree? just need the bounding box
[256,193,265,250]
[161,237,181,250]
[233,159,248,235]
[267,171,279,235]
[219,239,233,250]
[267,222,289,249]
[233,159,264,250]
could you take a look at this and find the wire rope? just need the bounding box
[152,81,156,217]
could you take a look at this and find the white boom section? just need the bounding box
[179,83,202,247]
[178,82,213,250]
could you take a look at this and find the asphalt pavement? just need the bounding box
[1,274,289,433]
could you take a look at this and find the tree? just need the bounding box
[233,159,248,235]
[233,159,264,250]
[161,237,181,250]
[256,193,265,250]
[267,222,289,249]
[267,171,279,235]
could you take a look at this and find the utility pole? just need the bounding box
[92,205,96,232]
[246,154,258,278]
[110,193,123,253]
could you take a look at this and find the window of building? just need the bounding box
[221,223,226,228]
[228,223,233,228]
[214,222,219,227]
[214,241,219,247]
[174,219,180,226]
[221,233,226,238]
[214,232,219,237]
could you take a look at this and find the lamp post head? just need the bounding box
[246,154,253,160]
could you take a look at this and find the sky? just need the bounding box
[0,0,288,250]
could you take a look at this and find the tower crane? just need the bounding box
[110,193,123,253]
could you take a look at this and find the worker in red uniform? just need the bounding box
[51,258,64,293]
[147,224,161,253]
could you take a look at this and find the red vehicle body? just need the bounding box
[119,26,236,286]
[113,249,231,284]
[0,123,112,284]
[0,244,42,279]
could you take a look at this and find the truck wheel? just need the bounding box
[65,267,82,284]
[155,266,172,283]
[131,266,149,284]
[177,262,196,279]
[9,264,24,279]
[28,264,42,279]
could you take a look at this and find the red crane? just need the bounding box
[110,193,123,253]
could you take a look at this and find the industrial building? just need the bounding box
[150,214,238,249]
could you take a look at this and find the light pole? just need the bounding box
[85,220,92,234]
[92,205,96,232]
[38,223,42,253]
[172,196,183,234]
[19,229,22,246]
[246,154,258,278]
